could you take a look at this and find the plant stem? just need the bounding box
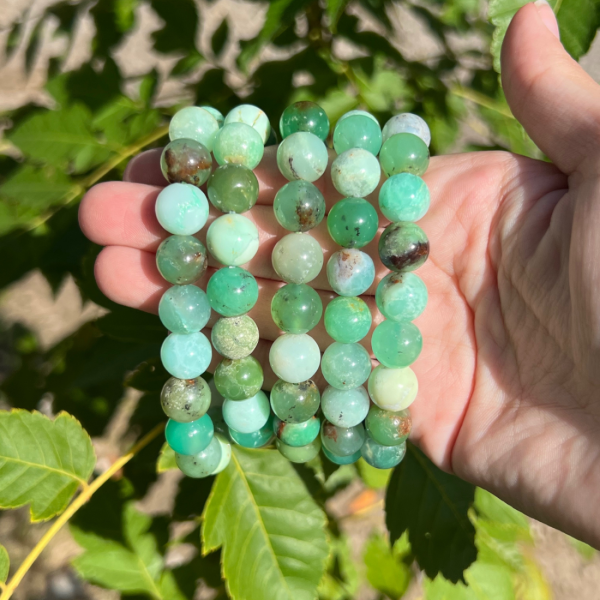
[0,422,165,600]
[450,85,515,118]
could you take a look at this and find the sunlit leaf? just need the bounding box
[357,457,392,489]
[327,0,350,31]
[364,533,411,599]
[568,536,596,560]
[157,442,177,473]
[0,544,9,584]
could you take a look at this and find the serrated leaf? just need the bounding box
[0,544,9,583]
[157,442,177,473]
[385,444,476,582]
[327,0,349,31]
[364,533,411,599]
[211,18,229,57]
[0,410,95,521]
[318,535,360,600]
[202,446,329,600]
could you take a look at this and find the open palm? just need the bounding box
[79,3,600,546]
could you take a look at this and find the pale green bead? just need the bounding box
[371,320,422,368]
[211,316,259,359]
[161,332,212,380]
[225,104,271,144]
[222,391,270,434]
[169,106,220,151]
[272,233,323,284]
[331,148,381,198]
[213,122,264,169]
[368,365,418,411]
[211,433,232,474]
[277,132,328,182]
[321,386,369,428]
[382,113,431,146]
[333,115,382,156]
[379,173,430,222]
[155,183,209,236]
[159,284,211,334]
[376,272,428,322]
[207,214,259,266]
[175,435,222,478]
[327,249,375,296]
[201,106,224,127]
[269,333,321,383]
[321,342,371,390]
[339,110,379,125]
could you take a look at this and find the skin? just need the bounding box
[79,4,600,547]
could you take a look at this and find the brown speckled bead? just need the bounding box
[161,138,212,186]
[378,221,429,272]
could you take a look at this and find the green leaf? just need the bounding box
[318,534,360,600]
[211,18,229,57]
[568,536,596,560]
[157,442,177,473]
[385,444,477,582]
[0,410,95,521]
[0,544,9,584]
[474,488,529,529]
[126,358,170,393]
[357,457,392,489]
[96,308,165,344]
[202,446,329,600]
[151,0,199,54]
[327,0,350,31]
[364,533,411,599]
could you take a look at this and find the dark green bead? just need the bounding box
[322,446,361,465]
[333,115,382,156]
[207,164,259,214]
[379,133,429,177]
[378,222,429,272]
[321,420,366,456]
[276,437,321,463]
[274,181,326,232]
[324,296,372,343]
[156,235,208,285]
[270,379,320,423]
[361,436,406,469]
[271,284,323,334]
[160,138,212,186]
[279,101,330,141]
[274,415,320,447]
[371,320,422,368]
[214,356,264,400]
[206,267,258,316]
[175,436,222,478]
[365,404,411,446]
[327,197,379,249]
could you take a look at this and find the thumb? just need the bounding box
[501,1,600,174]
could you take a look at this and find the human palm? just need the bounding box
[79,3,600,545]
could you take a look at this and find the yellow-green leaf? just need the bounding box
[364,533,411,599]
[0,410,95,521]
[157,442,177,473]
[0,544,9,584]
[327,0,349,31]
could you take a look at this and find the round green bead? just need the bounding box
[368,365,418,411]
[274,180,326,232]
[361,436,406,469]
[230,414,274,448]
[161,331,212,380]
[321,421,366,456]
[339,110,379,125]
[324,296,372,343]
[166,413,214,455]
[161,376,211,423]
[331,148,381,198]
[156,235,208,285]
[272,233,323,284]
[207,267,258,317]
[270,379,320,423]
[365,405,411,446]
[269,333,321,383]
[376,272,428,322]
[327,249,375,296]
[207,164,259,214]
[214,356,264,401]
[371,320,422,368]
[207,214,259,266]
[169,106,220,151]
[222,391,270,433]
[271,284,323,334]
[333,115,382,156]
[279,101,330,141]
[379,133,429,177]
[274,415,320,447]
[161,139,212,187]
[379,222,429,272]
[327,197,378,249]
[159,284,210,334]
[211,316,259,359]
[155,183,209,236]
[379,173,430,222]
[224,104,270,144]
[201,106,224,127]
[321,342,371,390]
[382,113,430,146]
[322,446,361,465]
[277,132,328,182]
[175,435,222,478]
[321,385,369,428]
[276,436,321,463]
[213,122,264,169]
[211,433,232,474]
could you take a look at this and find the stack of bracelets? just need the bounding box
[156,101,430,478]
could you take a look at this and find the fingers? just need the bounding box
[501,2,600,174]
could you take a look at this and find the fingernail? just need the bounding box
[533,0,560,40]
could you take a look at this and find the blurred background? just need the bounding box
[0,0,600,598]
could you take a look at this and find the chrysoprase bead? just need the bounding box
[276,437,321,463]
[321,342,371,390]
[211,433,232,474]
[274,180,326,232]
[159,285,211,334]
[321,385,369,428]
[224,104,271,144]
[368,365,418,411]
[327,249,375,296]
[379,222,429,273]
[376,272,427,322]
[230,415,274,448]
[382,113,431,146]
[371,320,422,368]
[214,356,264,401]
[321,421,366,456]
[175,435,222,477]
[155,183,209,236]
[339,110,379,125]
[269,333,321,383]
[331,148,381,198]
[270,379,320,423]
[161,331,212,379]
[169,106,220,151]
[201,106,224,127]
[324,296,372,343]
[156,235,208,285]
[161,139,212,186]
[327,197,379,249]
[277,132,328,182]
[274,415,320,447]
[211,316,259,359]
[379,173,430,223]
[222,390,270,433]
[279,101,330,141]
[322,446,361,465]
[365,405,411,446]
[271,284,323,334]
[161,376,211,422]
[207,164,259,214]
[272,233,323,284]
[379,133,429,177]
[206,267,258,316]
[165,413,214,455]
[213,122,264,169]
[333,115,382,156]
[207,214,259,266]
[361,436,406,469]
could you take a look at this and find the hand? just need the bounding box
[79,2,600,547]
